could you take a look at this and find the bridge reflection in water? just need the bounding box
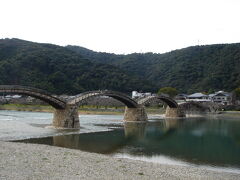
[18,118,240,168]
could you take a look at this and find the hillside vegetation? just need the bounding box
[67,43,240,93]
[0,38,153,94]
[0,38,239,95]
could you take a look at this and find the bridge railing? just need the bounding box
[68,90,133,101]
[67,90,138,107]
[67,91,100,103]
[137,95,156,104]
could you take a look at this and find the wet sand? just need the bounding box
[0,141,239,180]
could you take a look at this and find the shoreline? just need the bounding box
[0,104,125,115]
[1,104,240,117]
[0,104,165,115]
[1,108,240,117]
[0,141,239,180]
[1,109,240,179]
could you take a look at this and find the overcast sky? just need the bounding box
[1,0,240,54]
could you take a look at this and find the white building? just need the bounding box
[209,91,232,105]
[3,95,22,100]
[132,91,151,99]
[186,93,210,102]
[185,91,233,105]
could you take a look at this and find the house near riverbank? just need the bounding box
[0,95,22,100]
[185,91,233,105]
[208,91,233,105]
[186,93,210,102]
[132,91,152,99]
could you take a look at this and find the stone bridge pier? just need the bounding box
[53,104,80,129]
[52,105,147,129]
[123,106,148,122]
[52,105,184,129]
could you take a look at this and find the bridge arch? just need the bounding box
[137,95,178,108]
[0,85,66,109]
[68,90,139,108]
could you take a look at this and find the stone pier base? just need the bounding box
[165,107,186,118]
[53,105,80,128]
[123,107,148,122]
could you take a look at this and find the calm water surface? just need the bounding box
[1,110,240,173]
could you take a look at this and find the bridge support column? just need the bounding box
[53,105,80,129]
[165,107,185,118]
[123,106,148,122]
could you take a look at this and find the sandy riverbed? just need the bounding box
[0,141,239,180]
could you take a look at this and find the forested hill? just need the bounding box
[1,38,239,95]
[67,43,240,93]
[0,38,154,94]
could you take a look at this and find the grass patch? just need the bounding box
[0,103,166,115]
[0,103,54,112]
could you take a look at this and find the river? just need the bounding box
[1,110,240,173]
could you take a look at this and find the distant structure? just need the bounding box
[1,95,22,100]
[186,93,210,102]
[208,91,233,105]
[175,94,188,103]
[132,91,152,99]
[185,91,233,105]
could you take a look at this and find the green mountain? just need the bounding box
[0,38,154,94]
[1,38,239,95]
[67,43,240,93]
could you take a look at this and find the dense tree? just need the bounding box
[0,38,154,94]
[158,87,178,97]
[1,38,240,95]
[234,88,240,100]
[67,43,240,93]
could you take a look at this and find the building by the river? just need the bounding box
[185,91,233,105]
[132,91,152,99]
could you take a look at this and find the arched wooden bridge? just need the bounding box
[0,85,185,129]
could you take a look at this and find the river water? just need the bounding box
[1,110,240,173]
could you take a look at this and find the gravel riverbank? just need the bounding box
[0,141,239,180]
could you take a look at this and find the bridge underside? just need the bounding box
[158,97,178,108]
[0,86,66,109]
[107,95,137,108]
[69,91,139,108]
[138,96,185,118]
